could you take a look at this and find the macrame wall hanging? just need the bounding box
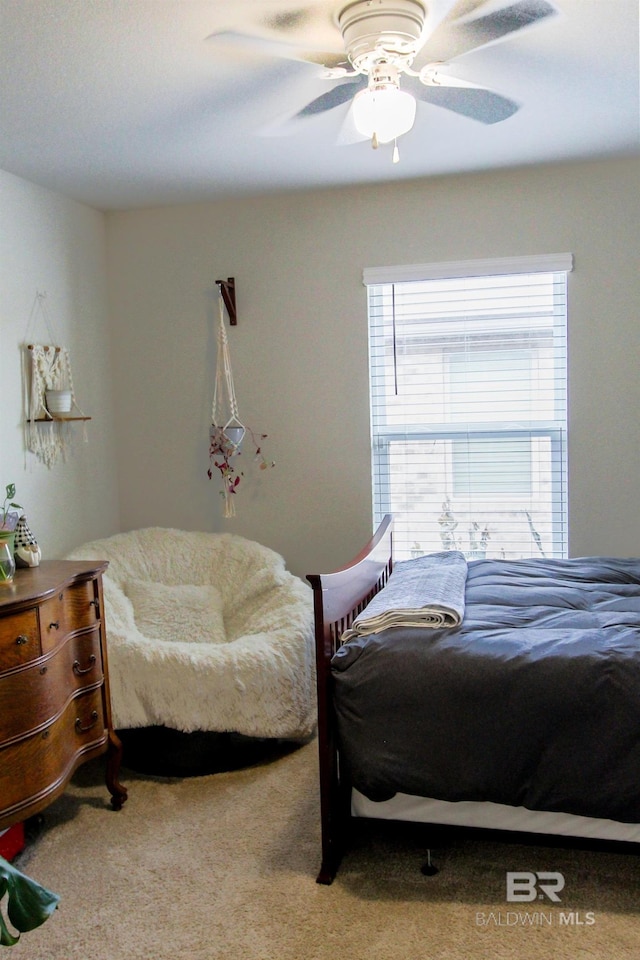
[23,292,89,469]
[208,295,273,517]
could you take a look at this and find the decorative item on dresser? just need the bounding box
[0,484,21,585]
[0,561,127,833]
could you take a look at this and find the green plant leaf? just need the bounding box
[0,915,20,947]
[0,856,59,945]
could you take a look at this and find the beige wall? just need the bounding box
[0,169,119,557]
[106,157,640,579]
[2,159,638,578]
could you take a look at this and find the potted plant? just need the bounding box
[0,485,21,584]
[0,485,21,538]
[0,854,59,946]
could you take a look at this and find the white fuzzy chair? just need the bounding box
[66,528,316,741]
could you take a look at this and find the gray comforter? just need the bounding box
[332,555,640,822]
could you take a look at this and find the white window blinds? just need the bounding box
[365,255,572,561]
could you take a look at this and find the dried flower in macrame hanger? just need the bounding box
[208,296,273,517]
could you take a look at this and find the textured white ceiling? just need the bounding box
[0,0,638,211]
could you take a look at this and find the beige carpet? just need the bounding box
[9,740,640,960]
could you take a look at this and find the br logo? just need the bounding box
[506,872,565,902]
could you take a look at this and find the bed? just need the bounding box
[307,515,640,884]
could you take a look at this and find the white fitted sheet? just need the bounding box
[352,789,640,843]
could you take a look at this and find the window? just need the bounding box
[365,254,572,561]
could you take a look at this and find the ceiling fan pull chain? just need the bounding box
[393,139,400,164]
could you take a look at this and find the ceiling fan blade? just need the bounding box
[205,1,343,57]
[207,1,325,30]
[206,30,348,69]
[416,0,558,65]
[260,4,325,34]
[416,83,520,124]
[294,77,366,118]
[443,0,496,19]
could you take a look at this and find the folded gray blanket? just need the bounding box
[342,551,468,640]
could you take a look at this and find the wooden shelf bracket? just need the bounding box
[216,277,237,326]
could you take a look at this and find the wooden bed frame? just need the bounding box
[307,515,394,885]
[307,514,640,885]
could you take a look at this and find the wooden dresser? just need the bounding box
[0,560,127,830]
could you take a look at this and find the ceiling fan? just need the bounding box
[207,0,559,161]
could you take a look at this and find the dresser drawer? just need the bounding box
[40,580,101,652]
[0,629,104,744]
[0,608,40,667]
[0,688,106,817]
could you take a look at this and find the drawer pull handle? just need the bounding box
[49,621,60,630]
[73,655,97,676]
[15,635,29,646]
[75,710,99,734]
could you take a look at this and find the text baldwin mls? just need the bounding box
[476,911,596,927]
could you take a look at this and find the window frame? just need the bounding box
[365,254,573,561]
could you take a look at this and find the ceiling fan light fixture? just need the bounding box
[352,82,416,144]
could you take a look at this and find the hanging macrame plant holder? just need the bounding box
[23,293,87,469]
[210,298,246,517]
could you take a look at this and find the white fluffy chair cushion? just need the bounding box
[66,528,315,740]
[124,581,227,645]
